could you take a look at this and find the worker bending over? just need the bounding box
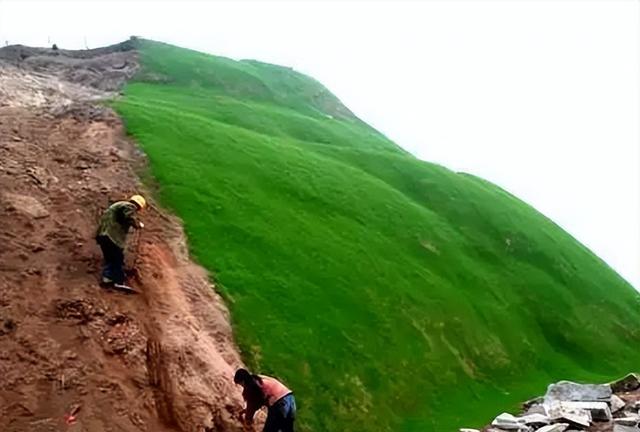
[95,194,146,290]
[234,368,296,432]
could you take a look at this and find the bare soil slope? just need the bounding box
[0,46,246,432]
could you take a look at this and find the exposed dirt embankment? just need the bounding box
[0,43,246,432]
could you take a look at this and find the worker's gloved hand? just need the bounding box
[242,420,254,432]
[138,221,145,229]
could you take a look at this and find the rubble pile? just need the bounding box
[460,374,640,432]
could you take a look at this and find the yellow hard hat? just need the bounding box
[129,194,147,209]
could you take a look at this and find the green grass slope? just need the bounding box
[115,39,640,431]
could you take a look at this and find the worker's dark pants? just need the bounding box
[96,235,125,284]
[264,394,296,432]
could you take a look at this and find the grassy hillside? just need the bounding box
[115,39,640,431]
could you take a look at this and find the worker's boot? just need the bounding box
[113,283,136,293]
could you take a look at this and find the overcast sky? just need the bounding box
[1,0,638,288]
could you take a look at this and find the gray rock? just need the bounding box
[458,429,480,432]
[557,401,611,421]
[524,404,546,416]
[614,425,640,432]
[612,395,627,413]
[615,416,640,426]
[612,374,640,394]
[535,424,569,432]
[519,413,550,426]
[491,413,532,431]
[544,380,612,404]
[547,401,592,428]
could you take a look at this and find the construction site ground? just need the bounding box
[0,45,249,432]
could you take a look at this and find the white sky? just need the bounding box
[1,0,638,289]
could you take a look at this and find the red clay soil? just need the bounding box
[0,103,248,431]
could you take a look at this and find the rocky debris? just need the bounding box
[490,412,551,431]
[613,425,640,432]
[460,374,640,432]
[612,396,627,413]
[536,424,569,432]
[55,298,105,323]
[101,314,143,356]
[563,402,612,422]
[0,39,139,92]
[0,39,136,62]
[614,417,640,426]
[3,192,49,219]
[612,375,640,394]
[492,413,532,430]
[524,397,546,412]
[547,402,591,428]
[545,381,612,404]
[0,64,111,110]
[523,413,552,428]
[52,102,113,122]
[0,39,140,113]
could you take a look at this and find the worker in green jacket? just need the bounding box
[95,195,146,289]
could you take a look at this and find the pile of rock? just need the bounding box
[460,373,640,432]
